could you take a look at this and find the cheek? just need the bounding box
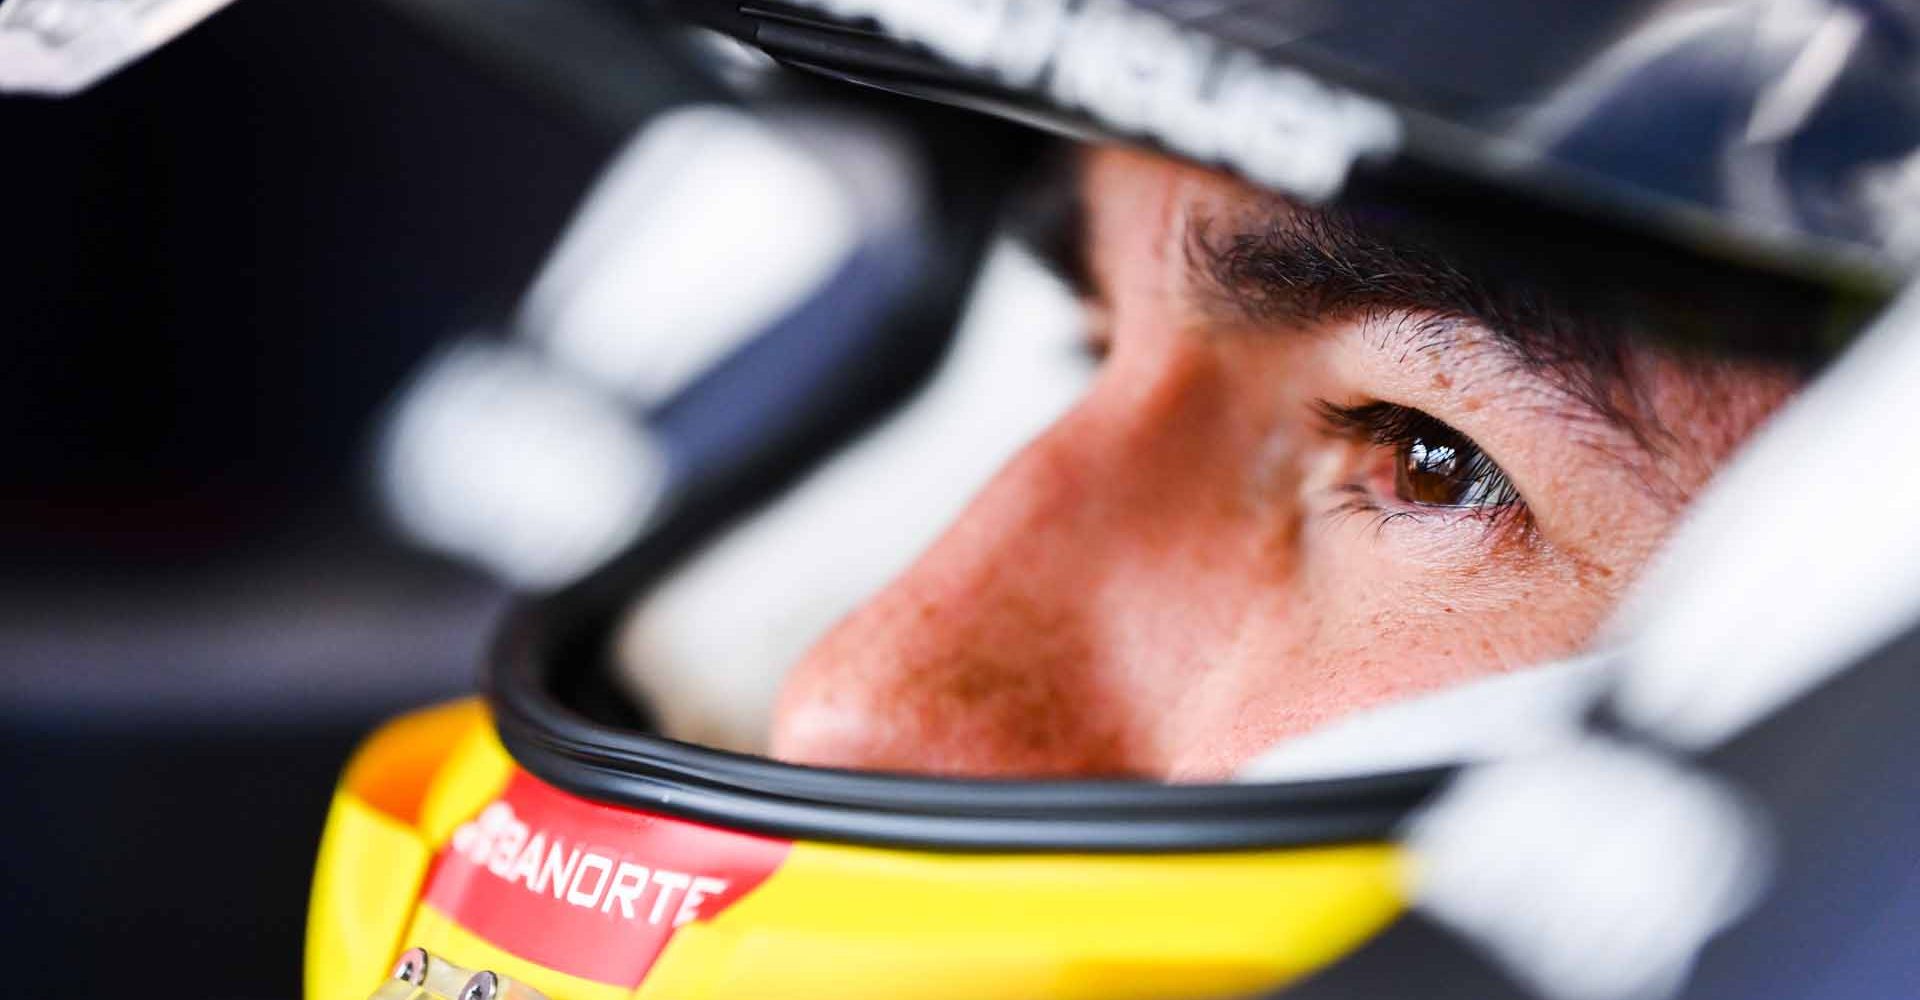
[1638,359,1802,512]
[1158,544,1614,780]
[1525,358,1800,582]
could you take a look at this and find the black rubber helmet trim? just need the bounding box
[486,599,1447,852]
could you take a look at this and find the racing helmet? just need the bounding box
[11,1,1914,999]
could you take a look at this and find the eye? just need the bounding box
[1317,400,1522,513]
[1394,420,1512,508]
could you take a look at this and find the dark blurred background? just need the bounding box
[0,1,614,994]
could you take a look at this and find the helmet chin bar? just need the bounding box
[487,597,1443,852]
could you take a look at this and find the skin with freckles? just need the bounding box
[769,147,1798,781]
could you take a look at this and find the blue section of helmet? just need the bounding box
[646,228,934,496]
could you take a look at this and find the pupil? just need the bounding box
[1400,436,1467,505]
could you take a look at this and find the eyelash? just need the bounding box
[1313,400,1532,538]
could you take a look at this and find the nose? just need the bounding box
[768,346,1264,777]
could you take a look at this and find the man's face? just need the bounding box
[768,147,1795,781]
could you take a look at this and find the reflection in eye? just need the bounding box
[1397,422,1512,508]
[1318,401,1522,512]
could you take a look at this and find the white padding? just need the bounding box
[1235,653,1611,782]
[1410,739,1769,1000]
[378,340,666,591]
[519,105,867,405]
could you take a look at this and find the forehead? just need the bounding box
[1081,148,1252,290]
[1079,147,1323,308]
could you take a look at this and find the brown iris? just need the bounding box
[1395,426,1500,507]
[1317,400,1520,513]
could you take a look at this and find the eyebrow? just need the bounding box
[1008,150,1643,433]
[1011,150,1833,458]
[1182,201,1641,438]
